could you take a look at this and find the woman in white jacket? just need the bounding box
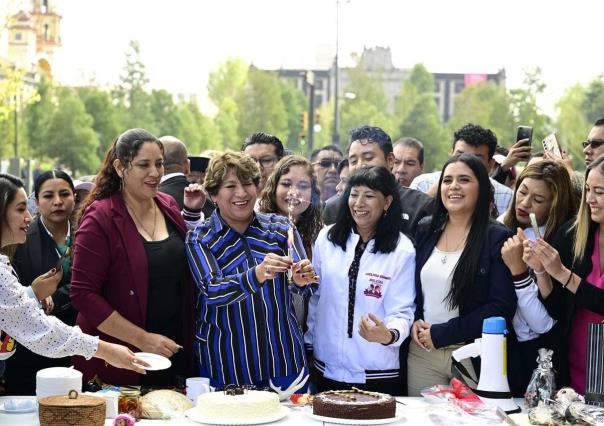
[0,173,147,376]
[499,160,578,395]
[305,166,415,396]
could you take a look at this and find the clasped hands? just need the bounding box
[411,319,434,351]
[256,253,319,287]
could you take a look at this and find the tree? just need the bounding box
[508,67,550,140]
[236,69,288,144]
[555,84,589,170]
[447,81,515,148]
[43,88,100,175]
[177,101,222,154]
[583,74,604,124]
[149,89,181,137]
[394,64,447,171]
[76,86,120,158]
[340,61,396,139]
[207,58,248,105]
[24,73,53,159]
[214,97,240,151]
[113,40,154,132]
[279,78,307,153]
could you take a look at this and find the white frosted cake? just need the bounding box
[194,390,280,421]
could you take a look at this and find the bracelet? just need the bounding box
[563,270,573,289]
[533,269,546,275]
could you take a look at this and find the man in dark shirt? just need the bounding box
[158,136,214,218]
[323,125,433,238]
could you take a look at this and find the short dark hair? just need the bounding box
[159,136,188,173]
[34,170,75,199]
[594,118,604,127]
[347,125,393,158]
[310,145,344,162]
[327,166,402,254]
[241,132,285,159]
[337,158,349,175]
[394,137,424,165]
[453,123,497,159]
[0,173,25,247]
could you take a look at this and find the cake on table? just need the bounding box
[193,388,281,422]
[313,388,396,420]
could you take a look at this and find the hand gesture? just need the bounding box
[183,183,206,211]
[95,341,150,374]
[41,296,54,314]
[411,319,433,351]
[502,139,532,170]
[31,268,63,301]
[524,239,565,280]
[417,322,435,351]
[501,228,528,275]
[138,332,182,358]
[291,259,319,287]
[359,313,392,344]
[544,150,574,174]
[255,253,291,282]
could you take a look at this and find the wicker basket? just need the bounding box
[39,389,105,426]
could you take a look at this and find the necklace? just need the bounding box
[127,202,157,240]
[440,228,468,264]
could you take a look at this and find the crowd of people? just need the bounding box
[1,118,604,398]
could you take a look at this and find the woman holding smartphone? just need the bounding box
[6,170,79,395]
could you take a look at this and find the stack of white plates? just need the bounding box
[36,367,82,400]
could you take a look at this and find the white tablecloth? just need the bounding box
[0,395,529,425]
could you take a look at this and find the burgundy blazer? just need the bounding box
[70,192,195,385]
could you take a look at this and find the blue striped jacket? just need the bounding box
[186,211,315,387]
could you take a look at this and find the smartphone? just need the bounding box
[516,126,533,146]
[542,133,562,159]
[54,248,70,272]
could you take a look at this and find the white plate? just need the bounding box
[305,410,405,425]
[185,405,290,425]
[0,401,37,414]
[133,352,171,371]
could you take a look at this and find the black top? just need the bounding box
[140,220,187,388]
[159,174,215,217]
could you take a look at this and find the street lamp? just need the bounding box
[332,0,349,149]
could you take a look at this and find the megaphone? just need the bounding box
[451,316,520,414]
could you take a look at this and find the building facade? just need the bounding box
[274,46,505,123]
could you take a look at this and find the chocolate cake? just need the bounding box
[313,388,396,420]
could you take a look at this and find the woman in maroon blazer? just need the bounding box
[71,128,203,386]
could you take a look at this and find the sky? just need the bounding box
[3,0,604,116]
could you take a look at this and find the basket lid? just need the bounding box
[39,390,105,408]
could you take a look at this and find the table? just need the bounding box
[0,396,530,425]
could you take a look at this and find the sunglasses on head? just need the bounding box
[582,139,604,150]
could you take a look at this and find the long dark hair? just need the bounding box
[0,173,25,252]
[431,153,493,310]
[258,155,323,257]
[328,166,402,254]
[78,128,162,222]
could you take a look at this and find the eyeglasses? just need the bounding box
[313,158,341,169]
[582,139,604,150]
[249,156,277,168]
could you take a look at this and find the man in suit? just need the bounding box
[322,125,433,238]
[159,136,214,218]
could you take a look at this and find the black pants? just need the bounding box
[314,368,404,396]
[508,338,540,397]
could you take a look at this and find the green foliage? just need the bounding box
[150,89,181,137]
[556,84,589,170]
[340,62,395,140]
[76,86,120,156]
[25,74,54,159]
[177,101,222,154]
[583,74,604,124]
[207,58,248,105]
[508,67,551,141]
[447,81,515,148]
[394,64,447,171]
[279,78,307,153]
[43,88,100,175]
[236,69,288,144]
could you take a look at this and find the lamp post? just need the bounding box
[332,0,341,149]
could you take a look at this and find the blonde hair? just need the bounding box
[503,160,577,242]
[204,150,261,197]
[573,155,604,263]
